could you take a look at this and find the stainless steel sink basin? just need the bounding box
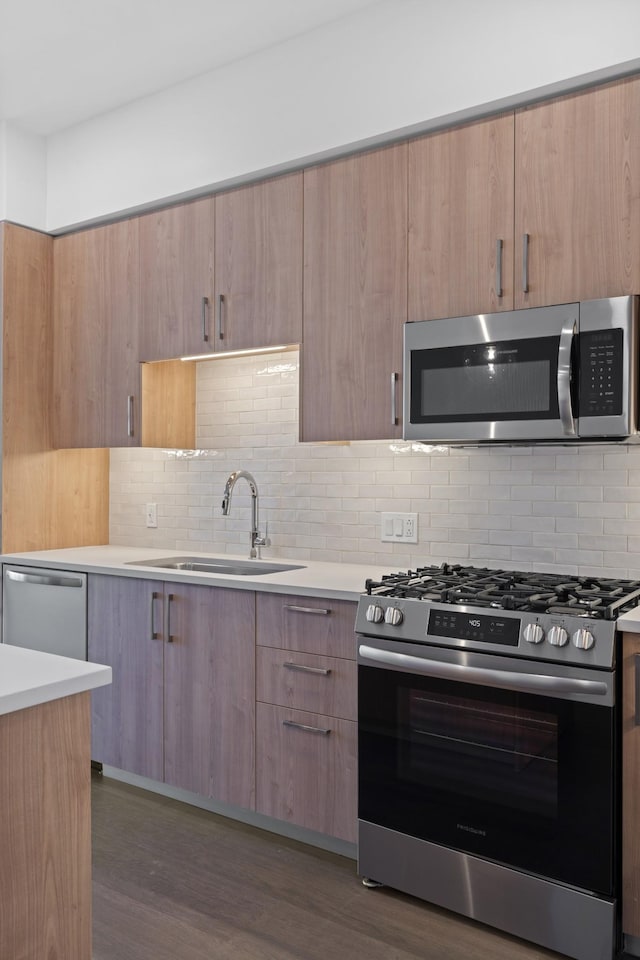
[126,556,305,576]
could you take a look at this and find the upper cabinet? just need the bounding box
[514,76,640,308]
[408,114,515,321]
[138,197,215,361]
[53,219,141,448]
[214,172,303,352]
[301,145,407,442]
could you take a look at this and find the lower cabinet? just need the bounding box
[255,592,358,842]
[88,574,255,809]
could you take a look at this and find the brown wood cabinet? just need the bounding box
[214,172,303,352]
[53,219,141,447]
[88,574,255,809]
[623,632,640,939]
[255,592,357,842]
[515,76,640,308]
[408,114,515,321]
[0,693,92,960]
[138,197,215,361]
[302,144,407,442]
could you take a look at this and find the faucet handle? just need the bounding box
[253,522,269,548]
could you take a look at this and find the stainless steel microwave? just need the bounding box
[403,296,639,443]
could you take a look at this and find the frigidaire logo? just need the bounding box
[457,823,487,836]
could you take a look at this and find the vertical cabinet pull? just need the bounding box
[201,296,210,343]
[217,294,225,341]
[522,232,530,293]
[391,371,398,427]
[150,591,160,640]
[283,719,331,736]
[127,395,135,438]
[165,593,175,642]
[496,238,503,298]
[635,655,640,726]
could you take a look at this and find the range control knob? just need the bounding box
[384,606,404,626]
[548,625,569,647]
[572,628,595,650]
[523,623,545,645]
[366,604,384,624]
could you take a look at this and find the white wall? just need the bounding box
[110,352,640,578]
[0,122,47,229]
[46,0,640,231]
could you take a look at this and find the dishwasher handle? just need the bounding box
[5,569,85,588]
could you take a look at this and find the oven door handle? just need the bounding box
[358,644,610,699]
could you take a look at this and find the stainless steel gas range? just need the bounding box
[356,564,639,960]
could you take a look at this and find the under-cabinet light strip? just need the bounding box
[179,344,292,362]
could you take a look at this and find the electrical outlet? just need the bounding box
[145,502,158,528]
[381,512,418,543]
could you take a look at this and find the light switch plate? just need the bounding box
[381,512,418,543]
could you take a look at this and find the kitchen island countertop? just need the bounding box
[0,643,111,717]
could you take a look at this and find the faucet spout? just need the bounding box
[221,470,265,559]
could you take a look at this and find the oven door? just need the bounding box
[403,303,579,442]
[358,637,617,897]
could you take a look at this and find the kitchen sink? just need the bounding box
[126,556,305,576]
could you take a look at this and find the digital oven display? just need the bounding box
[427,610,520,646]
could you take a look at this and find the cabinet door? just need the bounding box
[256,703,357,842]
[139,197,215,361]
[302,145,407,441]
[214,173,302,352]
[408,114,515,320]
[88,575,164,780]
[623,633,640,938]
[515,76,640,307]
[53,219,140,447]
[163,583,255,808]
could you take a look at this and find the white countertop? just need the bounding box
[0,545,384,601]
[0,644,112,717]
[617,607,640,634]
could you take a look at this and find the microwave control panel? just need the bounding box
[578,328,623,417]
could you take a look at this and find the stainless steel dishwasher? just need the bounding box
[2,564,87,659]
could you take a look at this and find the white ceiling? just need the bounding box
[0,0,380,136]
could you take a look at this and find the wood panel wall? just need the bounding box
[1,222,109,551]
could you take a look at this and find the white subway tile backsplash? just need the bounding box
[108,350,640,577]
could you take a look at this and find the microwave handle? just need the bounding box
[558,321,576,436]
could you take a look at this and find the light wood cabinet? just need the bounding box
[302,144,407,442]
[515,76,640,308]
[138,197,215,361]
[88,574,255,809]
[623,632,640,939]
[53,219,141,447]
[214,172,303,352]
[408,114,515,321]
[255,592,357,842]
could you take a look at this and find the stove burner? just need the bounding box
[364,564,640,621]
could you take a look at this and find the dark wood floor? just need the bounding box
[91,774,562,960]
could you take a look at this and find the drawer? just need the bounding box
[256,702,357,843]
[257,647,356,720]
[256,593,357,659]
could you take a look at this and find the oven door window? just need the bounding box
[410,336,560,424]
[358,665,616,896]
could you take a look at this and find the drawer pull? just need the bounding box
[283,604,331,616]
[283,661,332,677]
[283,719,331,736]
[635,655,640,726]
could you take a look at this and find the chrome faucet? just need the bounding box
[221,470,266,559]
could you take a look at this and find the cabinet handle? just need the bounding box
[150,590,160,640]
[522,232,530,293]
[635,655,640,726]
[283,661,332,677]
[391,371,398,427]
[217,293,225,341]
[283,604,331,616]
[165,592,175,642]
[496,238,503,298]
[201,296,209,343]
[283,719,331,736]
[127,395,134,438]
